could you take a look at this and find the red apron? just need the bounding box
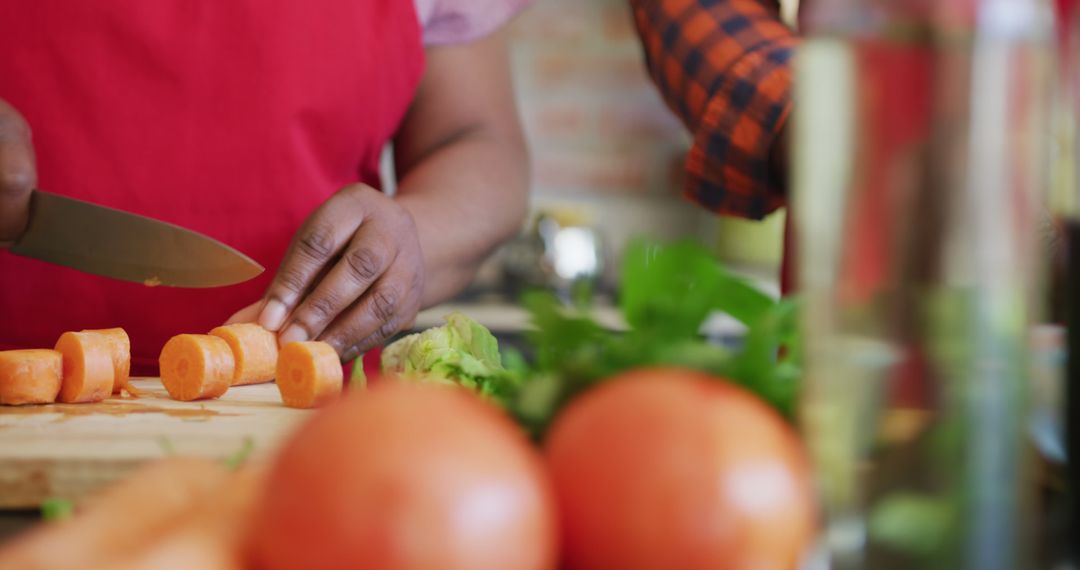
[0,0,425,374]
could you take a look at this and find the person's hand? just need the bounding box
[237,184,425,361]
[0,98,35,248]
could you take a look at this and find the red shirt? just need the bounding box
[0,1,425,371]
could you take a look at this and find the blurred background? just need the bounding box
[456,0,793,304]
[382,0,803,334]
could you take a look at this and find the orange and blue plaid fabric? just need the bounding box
[631,0,798,220]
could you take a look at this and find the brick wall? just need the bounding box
[463,0,789,295]
[508,0,691,199]
[492,0,729,290]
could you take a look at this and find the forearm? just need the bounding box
[396,130,528,308]
[392,29,528,309]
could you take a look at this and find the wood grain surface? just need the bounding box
[0,379,310,508]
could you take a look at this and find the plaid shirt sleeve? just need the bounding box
[631,0,797,220]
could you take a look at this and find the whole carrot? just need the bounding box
[0,457,229,570]
[110,465,268,570]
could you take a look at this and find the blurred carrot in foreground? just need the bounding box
[111,465,267,570]
[0,457,228,570]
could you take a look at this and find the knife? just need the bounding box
[7,191,264,288]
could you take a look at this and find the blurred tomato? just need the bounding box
[545,368,816,570]
[248,381,557,570]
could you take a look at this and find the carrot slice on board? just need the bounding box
[0,349,63,405]
[54,332,115,404]
[82,328,133,396]
[209,323,278,386]
[159,334,235,402]
[275,341,343,409]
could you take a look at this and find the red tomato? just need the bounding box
[248,381,558,570]
[545,367,817,570]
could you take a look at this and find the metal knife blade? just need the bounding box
[8,191,264,288]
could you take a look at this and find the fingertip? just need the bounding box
[258,300,288,332]
[339,343,361,363]
[278,324,308,348]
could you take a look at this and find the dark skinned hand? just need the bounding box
[230,183,424,361]
[0,98,35,248]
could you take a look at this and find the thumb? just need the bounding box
[224,300,265,326]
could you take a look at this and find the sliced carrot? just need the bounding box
[209,323,278,386]
[0,350,63,406]
[276,341,343,409]
[81,328,132,396]
[0,457,228,570]
[159,334,235,402]
[54,332,115,404]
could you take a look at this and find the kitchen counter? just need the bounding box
[412,300,754,341]
[416,267,779,337]
[412,301,624,333]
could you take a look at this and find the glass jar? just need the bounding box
[792,0,1053,567]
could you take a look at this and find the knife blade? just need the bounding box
[8,191,264,288]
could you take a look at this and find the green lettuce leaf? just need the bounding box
[380,312,516,402]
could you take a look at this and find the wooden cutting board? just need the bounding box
[0,378,312,509]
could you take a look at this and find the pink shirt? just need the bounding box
[415,0,532,45]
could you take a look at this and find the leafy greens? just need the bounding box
[366,238,802,440]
